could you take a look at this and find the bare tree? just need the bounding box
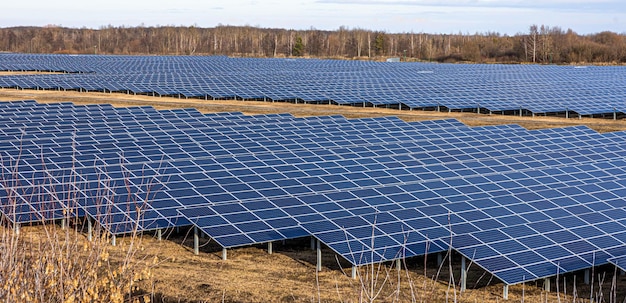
[529,24,539,62]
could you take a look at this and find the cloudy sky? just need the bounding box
[3,0,625,35]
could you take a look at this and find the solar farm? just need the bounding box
[1,53,626,118]
[2,54,626,300]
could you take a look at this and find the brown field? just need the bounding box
[2,87,626,302]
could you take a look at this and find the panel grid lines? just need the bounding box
[2,99,626,286]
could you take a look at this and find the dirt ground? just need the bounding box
[2,88,626,302]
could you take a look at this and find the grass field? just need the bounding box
[2,87,626,302]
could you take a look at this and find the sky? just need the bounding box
[3,0,625,35]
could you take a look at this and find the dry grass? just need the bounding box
[0,221,155,303]
[2,89,626,302]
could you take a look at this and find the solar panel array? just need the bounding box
[1,54,626,116]
[2,100,626,287]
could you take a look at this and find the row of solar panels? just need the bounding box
[0,54,625,116]
[2,100,626,287]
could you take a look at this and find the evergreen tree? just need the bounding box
[375,32,385,56]
[292,35,304,56]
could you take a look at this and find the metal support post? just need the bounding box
[87,218,93,241]
[584,269,590,284]
[316,239,322,272]
[437,253,443,267]
[460,256,467,292]
[193,226,199,255]
[61,218,66,229]
[222,248,228,260]
[268,242,273,255]
[544,277,550,292]
[503,285,509,300]
[352,266,358,279]
[111,234,116,246]
[310,237,315,250]
[156,229,162,241]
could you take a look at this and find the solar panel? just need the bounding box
[0,102,480,231]
[4,99,626,290]
[1,54,626,116]
[608,255,626,272]
[178,130,626,285]
[100,127,612,234]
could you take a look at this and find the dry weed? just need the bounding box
[0,217,157,302]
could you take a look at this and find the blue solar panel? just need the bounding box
[5,99,626,288]
[1,54,626,116]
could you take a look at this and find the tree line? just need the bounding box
[0,24,625,64]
